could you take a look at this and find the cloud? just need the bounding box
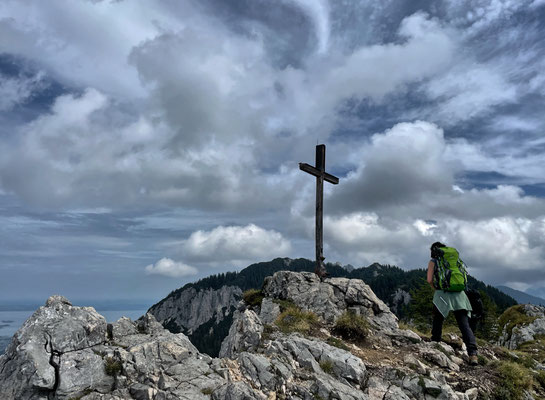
[422,63,517,125]
[308,210,545,286]
[446,137,545,185]
[0,10,463,213]
[0,0,187,98]
[182,224,292,265]
[283,0,330,53]
[329,120,454,213]
[1,0,545,298]
[145,258,198,278]
[323,212,423,266]
[446,217,545,272]
[0,88,296,210]
[326,120,545,221]
[0,71,47,111]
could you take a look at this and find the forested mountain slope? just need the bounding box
[497,285,545,306]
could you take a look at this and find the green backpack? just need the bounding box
[433,246,468,292]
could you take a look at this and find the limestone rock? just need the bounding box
[498,305,545,350]
[220,309,264,358]
[419,342,460,372]
[212,382,267,400]
[388,328,422,344]
[111,316,138,338]
[259,298,281,325]
[46,295,72,307]
[238,352,284,391]
[390,288,411,315]
[268,334,367,386]
[57,349,113,397]
[311,373,368,400]
[262,271,398,332]
[148,285,242,335]
[135,312,165,335]
[0,296,238,400]
[403,354,428,374]
[0,270,519,400]
[366,376,390,399]
[0,295,108,399]
[129,383,158,400]
[465,387,479,400]
[383,385,411,400]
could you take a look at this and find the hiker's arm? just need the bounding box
[427,260,435,288]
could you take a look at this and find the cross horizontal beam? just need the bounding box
[299,163,339,184]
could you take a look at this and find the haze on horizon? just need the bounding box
[1,0,545,303]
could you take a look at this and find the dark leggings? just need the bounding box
[432,306,478,356]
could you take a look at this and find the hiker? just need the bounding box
[427,242,478,365]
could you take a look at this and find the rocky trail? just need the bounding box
[1,271,545,399]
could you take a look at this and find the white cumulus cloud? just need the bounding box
[145,258,197,278]
[182,224,292,265]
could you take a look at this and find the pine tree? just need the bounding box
[475,290,500,341]
[408,279,435,331]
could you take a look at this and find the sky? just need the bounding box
[1,0,545,304]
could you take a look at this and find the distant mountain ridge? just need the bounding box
[497,285,545,306]
[148,257,517,356]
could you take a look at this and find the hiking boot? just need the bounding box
[469,355,478,366]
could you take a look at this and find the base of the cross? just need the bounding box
[314,256,327,279]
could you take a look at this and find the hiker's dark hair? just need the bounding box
[430,242,446,258]
[430,242,446,251]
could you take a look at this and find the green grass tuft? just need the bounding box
[275,307,321,335]
[478,355,488,366]
[242,289,265,307]
[536,370,545,390]
[333,311,369,342]
[201,387,214,395]
[517,334,545,364]
[326,336,350,351]
[261,324,275,342]
[319,360,334,374]
[273,298,298,312]
[492,361,533,400]
[104,356,122,377]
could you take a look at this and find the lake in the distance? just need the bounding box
[0,308,148,355]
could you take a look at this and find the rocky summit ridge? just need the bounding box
[0,271,537,399]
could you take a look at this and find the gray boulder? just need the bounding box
[259,298,281,325]
[0,295,108,399]
[212,382,267,400]
[418,342,460,372]
[311,373,368,400]
[262,271,398,332]
[498,305,545,350]
[0,296,245,400]
[267,334,367,386]
[220,309,264,358]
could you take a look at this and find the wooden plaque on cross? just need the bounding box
[299,144,339,278]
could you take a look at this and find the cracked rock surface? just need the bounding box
[0,271,528,399]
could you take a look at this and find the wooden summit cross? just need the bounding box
[299,144,339,278]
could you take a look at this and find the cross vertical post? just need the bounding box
[299,144,339,278]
